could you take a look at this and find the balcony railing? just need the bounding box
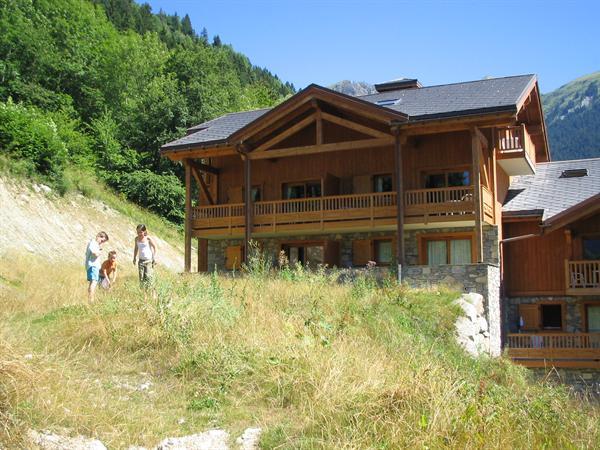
[507,333,600,368]
[190,185,494,236]
[566,260,600,295]
[496,125,536,175]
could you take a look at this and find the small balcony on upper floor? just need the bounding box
[566,260,600,296]
[496,125,536,175]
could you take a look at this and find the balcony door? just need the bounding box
[424,168,471,203]
[282,180,322,200]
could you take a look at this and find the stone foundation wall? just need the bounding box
[403,263,501,356]
[531,368,600,396]
[206,224,500,270]
[505,295,589,333]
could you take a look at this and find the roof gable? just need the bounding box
[162,74,539,155]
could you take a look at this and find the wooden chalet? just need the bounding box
[158,74,600,370]
[161,75,548,280]
[503,159,600,369]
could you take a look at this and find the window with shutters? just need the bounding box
[518,302,565,331]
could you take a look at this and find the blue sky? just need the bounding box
[145,0,599,93]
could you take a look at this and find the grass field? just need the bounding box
[1,253,599,449]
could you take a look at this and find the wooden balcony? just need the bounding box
[566,260,600,295]
[496,125,535,175]
[190,186,493,237]
[507,333,600,368]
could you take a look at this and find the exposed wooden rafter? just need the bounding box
[321,111,391,138]
[247,137,394,160]
[189,160,220,175]
[253,113,316,153]
[190,165,215,205]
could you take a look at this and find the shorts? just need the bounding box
[138,260,154,286]
[87,266,99,282]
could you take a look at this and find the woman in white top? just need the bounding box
[132,224,157,288]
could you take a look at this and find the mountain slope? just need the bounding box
[0,175,184,271]
[329,80,376,96]
[542,72,600,160]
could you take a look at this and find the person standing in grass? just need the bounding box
[132,224,157,289]
[85,231,109,302]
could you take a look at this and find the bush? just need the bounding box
[115,169,185,223]
[0,100,67,184]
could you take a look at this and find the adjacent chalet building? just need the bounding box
[503,158,600,370]
[161,74,599,369]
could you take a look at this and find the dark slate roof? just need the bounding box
[503,158,600,222]
[162,108,270,149]
[162,74,536,150]
[359,74,535,120]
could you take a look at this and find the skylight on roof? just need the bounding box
[560,168,589,178]
[376,98,399,106]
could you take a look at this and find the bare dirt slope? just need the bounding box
[0,176,184,272]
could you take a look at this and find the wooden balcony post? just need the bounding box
[184,159,192,273]
[471,128,484,262]
[393,129,406,282]
[243,153,252,263]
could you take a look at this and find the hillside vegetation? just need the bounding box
[542,71,600,160]
[1,254,599,448]
[0,0,293,223]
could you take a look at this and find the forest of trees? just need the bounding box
[0,0,294,223]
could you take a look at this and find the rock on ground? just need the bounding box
[236,428,262,450]
[28,430,107,450]
[156,430,230,450]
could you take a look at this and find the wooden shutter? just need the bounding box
[227,186,243,203]
[324,241,340,267]
[353,175,371,194]
[225,245,243,270]
[519,304,541,331]
[353,239,372,267]
[197,239,208,272]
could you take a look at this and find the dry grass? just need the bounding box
[1,253,599,449]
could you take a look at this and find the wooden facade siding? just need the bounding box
[212,131,475,205]
[503,221,567,295]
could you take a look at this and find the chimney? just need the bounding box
[374,78,422,93]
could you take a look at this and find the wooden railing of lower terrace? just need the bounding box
[566,260,600,295]
[507,333,600,368]
[191,185,493,236]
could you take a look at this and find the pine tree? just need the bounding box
[181,14,194,36]
[212,35,222,47]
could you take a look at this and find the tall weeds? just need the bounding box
[1,253,598,448]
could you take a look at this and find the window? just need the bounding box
[376,98,399,106]
[282,180,321,199]
[282,243,324,266]
[583,237,600,260]
[374,239,393,265]
[424,170,470,189]
[586,305,600,333]
[420,234,473,265]
[373,174,393,193]
[540,304,563,330]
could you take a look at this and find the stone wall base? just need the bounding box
[530,368,600,396]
